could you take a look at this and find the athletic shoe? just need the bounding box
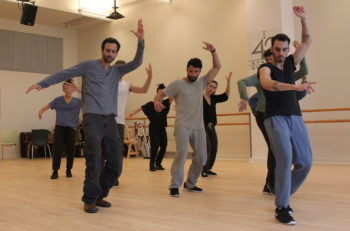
[275,207,296,225]
[170,188,179,197]
[155,164,165,170]
[206,170,217,175]
[263,184,275,195]
[50,170,58,179]
[287,205,294,215]
[149,165,157,171]
[201,172,208,178]
[183,182,203,192]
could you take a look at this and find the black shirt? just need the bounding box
[258,55,301,119]
[141,98,171,129]
[203,93,229,126]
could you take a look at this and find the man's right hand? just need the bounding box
[154,101,165,112]
[238,99,248,112]
[295,81,316,94]
[26,84,42,93]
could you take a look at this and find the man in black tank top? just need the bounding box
[258,6,316,226]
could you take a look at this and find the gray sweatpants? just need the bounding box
[170,126,207,188]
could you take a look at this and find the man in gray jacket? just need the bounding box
[26,19,145,213]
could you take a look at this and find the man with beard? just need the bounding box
[26,19,144,213]
[258,6,315,225]
[154,42,221,197]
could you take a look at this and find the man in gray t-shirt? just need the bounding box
[154,42,221,197]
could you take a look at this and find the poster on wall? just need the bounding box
[247,29,280,75]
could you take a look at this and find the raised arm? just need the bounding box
[203,42,221,83]
[38,104,51,119]
[259,66,316,94]
[292,6,312,65]
[129,63,152,93]
[225,72,232,97]
[118,19,145,77]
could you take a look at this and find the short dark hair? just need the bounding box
[187,58,202,69]
[157,83,166,92]
[208,80,218,87]
[271,33,290,47]
[101,37,121,51]
[263,49,273,57]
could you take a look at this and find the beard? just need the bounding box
[274,54,285,63]
[187,75,198,82]
[103,55,115,63]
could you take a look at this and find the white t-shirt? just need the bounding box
[115,80,130,124]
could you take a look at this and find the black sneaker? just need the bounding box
[170,188,179,197]
[155,165,165,170]
[206,170,217,175]
[183,182,203,192]
[275,207,296,225]
[201,172,208,177]
[50,170,58,179]
[66,169,72,178]
[287,205,293,215]
[149,165,157,171]
[263,184,274,195]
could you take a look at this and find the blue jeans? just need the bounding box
[264,115,312,207]
[82,114,122,204]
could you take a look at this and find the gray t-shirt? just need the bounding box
[49,96,81,130]
[163,75,208,129]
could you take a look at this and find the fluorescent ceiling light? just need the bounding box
[78,8,111,21]
[157,0,172,3]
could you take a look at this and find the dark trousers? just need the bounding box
[52,125,76,171]
[82,114,122,204]
[117,123,125,154]
[256,111,275,189]
[149,125,167,166]
[203,123,218,172]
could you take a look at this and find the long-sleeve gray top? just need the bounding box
[237,57,308,113]
[37,40,145,116]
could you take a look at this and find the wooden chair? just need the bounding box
[124,126,139,158]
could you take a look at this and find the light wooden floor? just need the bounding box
[0,157,349,231]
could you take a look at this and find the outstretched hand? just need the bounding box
[145,63,152,78]
[131,19,144,40]
[26,84,42,94]
[202,41,215,52]
[154,101,165,112]
[296,81,316,94]
[293,6,306,19]
[238,99,248,112]
[293,40,300,49]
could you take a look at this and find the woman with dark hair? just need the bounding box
[128,84,173,171]
[202,72,231,177]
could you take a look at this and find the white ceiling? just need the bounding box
[0,0,145,29]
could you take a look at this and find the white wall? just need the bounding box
[293,0,350,163]
[0,18,78,158]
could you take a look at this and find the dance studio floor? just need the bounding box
[0,157,349,231]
